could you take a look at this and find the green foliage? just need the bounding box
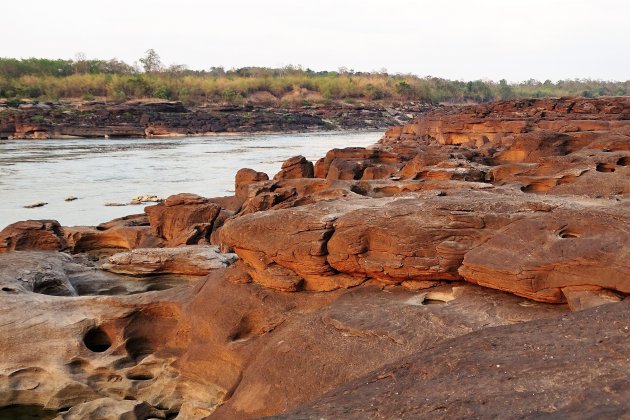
[139,49,162,73]
[0,57,628,105]
[152,85,170,99]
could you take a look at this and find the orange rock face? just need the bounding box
[145,193,223,246]
[218,97,630,302]
[65,214,161,253]
[273,155,314,180]
[0,97,628,418]
[0,220,67,253]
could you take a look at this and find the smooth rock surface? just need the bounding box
[102,245,237,276]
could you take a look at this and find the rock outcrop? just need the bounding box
[145,193,224,246]
[0,220,67,253]
[0,97,628,418]
[273,301,630,420]
[273,155,314,180]
[65,214,161,253]
[102,245,237,276]
[0,100,425,139]
[216,97,630,303]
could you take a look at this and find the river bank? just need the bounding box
[0,99,429,139]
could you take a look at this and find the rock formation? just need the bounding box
[0,97,628,418]
[102,245,237,276]
[0,100,425,139]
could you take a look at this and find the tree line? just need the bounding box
[0,50,628,106]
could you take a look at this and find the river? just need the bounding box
[0,131,381,227]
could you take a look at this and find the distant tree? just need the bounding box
[73,52,88,74]
[209,66,225,76]
[498,79,515,100]
[167,64,188,74]
[139,49,162,73]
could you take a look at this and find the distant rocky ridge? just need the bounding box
[0,99,427,139]
[0,96,628,419]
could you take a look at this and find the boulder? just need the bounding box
[235,168,269,202]
[102,245,237,276]
[65,214,160,253]
[0,220,67,253]
[145,193,222,246]
[273,155,314,180]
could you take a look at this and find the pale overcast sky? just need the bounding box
[2,0,628,81]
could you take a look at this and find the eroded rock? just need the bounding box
[102,245,237,276]
[0,220,67,253]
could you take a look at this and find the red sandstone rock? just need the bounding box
[102,245,237,276]
[273,155,314,180]
[220,187,630,301]
[0,220,67,253]
[145,193,222,246]
[1,98,629,419]
[235,168,270,203]
[64,214,160,253]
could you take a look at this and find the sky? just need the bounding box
[2,0,629,82]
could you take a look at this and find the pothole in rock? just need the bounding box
[0,404,57,420]
[596,163,617,173]
[404,293,450,306]
[520,181,554,193]
[125,337,155,363]
[83,327,112,353]
[126,371,154,381]
[558,227,581,239]
[71,273,197,297]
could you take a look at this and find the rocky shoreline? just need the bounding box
[0,97,628,419]
[0,99,427,139]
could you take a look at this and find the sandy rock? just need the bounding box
[23,201,48,208]
[273,301,630,420]
[65,214,160,253]
[130,194,163,205]
[235,168,270,202]
[1,97,629,419]
[102,245,237,276]
[220,189,630,302]
[561,285,622,311]
[55,397,166,420]
[273,155,314,180]
[0,219,67,253]
[145,193,222,246]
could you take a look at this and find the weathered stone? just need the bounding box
[102,245,237,276]
[0,220,67,253]
[145,193,222,246]
[273,155,314,180]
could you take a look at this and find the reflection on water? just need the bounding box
[0,131,381,227]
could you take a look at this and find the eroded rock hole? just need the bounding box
[125,337,154,362]
[145,283,172,292]
[596,163,616,173]
[617,157,629,166]
[1,287,16,292]
[558,228,580,239]
[126,371,154,381]
[520,182,553,193]
[83,327,112,353]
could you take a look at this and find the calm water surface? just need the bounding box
[0,131,381,227]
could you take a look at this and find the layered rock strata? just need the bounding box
[0,97,628,418]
